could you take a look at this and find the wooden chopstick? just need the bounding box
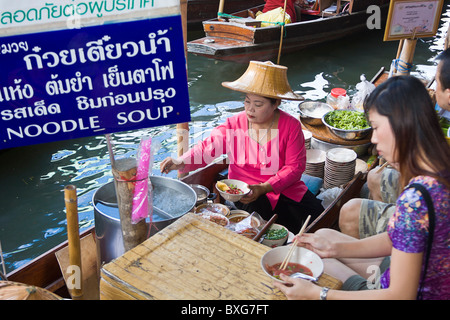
[279,215,311,270]
[253,214,278,242]
[376,161,389,173]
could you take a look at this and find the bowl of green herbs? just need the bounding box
[262,224,289,248]
[322,110,372,141]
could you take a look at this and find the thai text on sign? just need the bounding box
[0,0,190,149]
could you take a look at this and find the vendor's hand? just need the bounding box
[294,233,336,259]
[160,157,185,174]
[273,274,321,300]
[239,183,272,204]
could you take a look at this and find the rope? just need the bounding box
[393,58,413,73]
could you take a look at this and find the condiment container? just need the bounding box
[327,88,349,109]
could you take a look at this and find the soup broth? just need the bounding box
[267,262,313,278]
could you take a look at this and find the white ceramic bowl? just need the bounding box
[261,224,288,247]
[261,246,324,283]
[306,149,326,164]
[216,179,250,202]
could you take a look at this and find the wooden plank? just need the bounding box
[100,213,341,300]
[55,233,100,300]
[204,22,257,42]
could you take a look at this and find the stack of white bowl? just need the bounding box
[305,149,326,179]
[303,130,312,149]
[324,148,357,189]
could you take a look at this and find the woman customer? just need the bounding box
[160,60,323,233]
[339,47,450,239]
[274,75,450,299]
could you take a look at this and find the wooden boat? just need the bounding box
[187,0,265,27]
[4,158,373,299]
[4,65,389,299]
[187,0,390,62]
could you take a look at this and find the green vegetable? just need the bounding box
[325,110,370,130]
[438,115,450,137]
[265,227,288,240]
[439,116,450,130]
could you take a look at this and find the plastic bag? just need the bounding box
[316,187,342,209]
[131,138,160,224]
[336,95,351,110]
[351,74,376,111]
[255,7,291,28]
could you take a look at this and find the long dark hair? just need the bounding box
[364,76,450,189]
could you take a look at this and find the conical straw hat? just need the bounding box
[222,60,304,101]
[0,281,62,300]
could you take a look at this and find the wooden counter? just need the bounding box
[100,213,342,300]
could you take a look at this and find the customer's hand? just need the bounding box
[273,274,321,300]
[295,233,336,259]
[160,157,185,174]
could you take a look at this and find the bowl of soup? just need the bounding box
[260,246,323,283]
[216,179,250,202]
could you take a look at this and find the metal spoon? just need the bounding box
[290,272,318,282]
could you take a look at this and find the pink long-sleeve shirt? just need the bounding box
[180,110,307,209]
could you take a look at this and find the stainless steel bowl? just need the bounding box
[322,110,372,141]
[298,101,334,126]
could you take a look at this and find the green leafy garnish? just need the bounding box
[325,110,370,130]
[265,227,288,240]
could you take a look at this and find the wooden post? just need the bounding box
[178,0,189,178]
[395,38,417,76]
[111,158,149,252]
[64,185,83,300]
[218,0,225,18]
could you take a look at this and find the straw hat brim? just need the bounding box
[222,60,304,101]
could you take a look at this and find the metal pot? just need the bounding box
[93,176,196,265]
[189,184,217,206]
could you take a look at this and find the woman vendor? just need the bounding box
[160,60,324,233]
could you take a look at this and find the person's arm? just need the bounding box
[298,231,392,259]
[160,121,229,174]
[178,122,229,174]
[334,232,393,258]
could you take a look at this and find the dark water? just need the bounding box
[1,4,449,274]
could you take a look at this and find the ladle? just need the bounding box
[96,199,176,219]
